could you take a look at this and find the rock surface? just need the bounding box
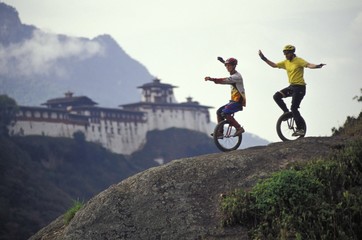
[30,136,347,240]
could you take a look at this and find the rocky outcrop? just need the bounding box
[30,136,347,240]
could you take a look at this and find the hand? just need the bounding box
[258,50,267,61]
[205,76,211,81]
[317,63,326,68]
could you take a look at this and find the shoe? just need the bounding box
[292,129,305,136]
[233,127,245,136]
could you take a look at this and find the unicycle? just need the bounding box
[276,112,306,141]
[213,119,242,152]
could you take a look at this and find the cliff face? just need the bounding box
[30,136,348,240]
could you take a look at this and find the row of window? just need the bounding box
[88,124,138,135]
[19,109,144,124]
[20,110,66,120]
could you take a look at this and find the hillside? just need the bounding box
[0,128,223,240]
[0,136,139,240]
[29,113,362,239]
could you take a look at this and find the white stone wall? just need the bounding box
[85,120,148,155]
[10,119,148,155]
[9,120,85,138]
[139,106,212,134]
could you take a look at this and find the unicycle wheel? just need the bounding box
[213,120,242,152]
[276,112,306,142]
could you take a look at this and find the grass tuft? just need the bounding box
[64,200,84,225]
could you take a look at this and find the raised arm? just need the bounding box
[258,50,277,68]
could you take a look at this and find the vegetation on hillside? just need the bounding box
[0,95,18,136]
[64,200,84,225]
[332,112,362,137]
[220,109,362,239]
[0,135,139,240]
[353,88,362,102]
[332,89,362,137]
[0,127,217,240]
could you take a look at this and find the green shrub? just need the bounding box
[221,138,362,240]
[64,200,84,225]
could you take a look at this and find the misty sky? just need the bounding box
[2,0,362,142]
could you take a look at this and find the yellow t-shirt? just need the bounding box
[277,57,308,85]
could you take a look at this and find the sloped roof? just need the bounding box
[41,92,98,107]
[138,78,177,89]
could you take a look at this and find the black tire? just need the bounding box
[213,120,242,152]
[276,112,306,142]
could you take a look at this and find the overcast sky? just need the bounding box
[3,0,362,143]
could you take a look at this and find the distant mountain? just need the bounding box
[0,2,153,107]
[0,3,34,45]
[241,132,270,149]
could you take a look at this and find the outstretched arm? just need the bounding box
[306,63,326,69]
[204,77,226,84]
[258,50,277,68]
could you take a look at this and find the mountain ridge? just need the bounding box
[0,3,35,45]
[0,2,153,107]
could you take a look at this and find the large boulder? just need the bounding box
[30,136,346,240]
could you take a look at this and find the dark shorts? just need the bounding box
[218,101,243,115]
[279,85,306,98]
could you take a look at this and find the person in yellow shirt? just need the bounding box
[258,45,325,136]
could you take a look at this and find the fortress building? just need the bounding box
[8,78,213,155]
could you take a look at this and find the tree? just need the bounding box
[73,130,86,143]
[0,95,18,137]
[353,88,362,102]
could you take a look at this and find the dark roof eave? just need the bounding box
[41,96,98,106]
[71,106,145,115]
[137,83,178,89]
[120,102,213,109]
